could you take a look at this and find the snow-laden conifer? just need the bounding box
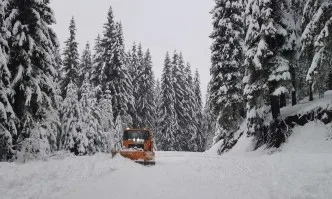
[209,0,245,137]
[8,0,60,158]
[101,7,134,127]
[61,17,80,98]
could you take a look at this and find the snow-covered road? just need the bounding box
[61,151,332,199]
[1,151,332,199]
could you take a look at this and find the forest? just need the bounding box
[0,0,205,161]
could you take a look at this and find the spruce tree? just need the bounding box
[99,90,114,133]
[62,81,86,155]
[136,49,155,128]
[154,79,163,150]
[129,43,140,127]
[160,52,177,151]
[193,69,205,151]
[244,0,291,147]
[90,34,103,89]
[183,63,199,151]
[209,0,245,137]
[8,0,60,158]
[0,0,16,160]
[79,80,103,154]
[171,52,187,150]
[101,7,134,128]
[61,17,80,98]
[301,0,332,100]
[78,42,92,89]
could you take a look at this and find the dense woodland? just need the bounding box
[207,0,332,153]
[0,0,205,161]
[1,0,332,161]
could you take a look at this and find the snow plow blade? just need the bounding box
[119,150,155,166]
[135,160,156,166]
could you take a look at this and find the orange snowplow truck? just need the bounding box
[119,128,155,165]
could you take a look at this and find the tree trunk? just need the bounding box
[271,95,280,120]
[290,62,297,105]
[280,93,286,108]
[327,72,332,90]
[309,81,314,101]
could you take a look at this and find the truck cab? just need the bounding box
[119,128,155,165]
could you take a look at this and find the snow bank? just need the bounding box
[281,90,332,119]
[204,139,223,155]
[0,153,135,199]
[281,121,332,153]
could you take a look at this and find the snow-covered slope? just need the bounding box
[281,90,332,119]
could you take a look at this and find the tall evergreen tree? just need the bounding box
[301,0,332,100]
[99,90,114,133]
[61,17,80,98]
[101,7,134,128]
[78,42,92,89]
[183,63,199,151]
[0,0,16,160]
[244,0,291,147]
[193,69,205,151]
[129,43,140,127]
[154,79,162,150]
[79,80,103,154]
[209,0,245,137]
[62,81,85,155]
[90,34,103,89]
[136,49,155,128]
[8,0,60,158]
[171,52,188,150]
[159,52,177,151]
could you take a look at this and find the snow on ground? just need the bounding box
[1,120,332,199]
[281,121,332,153]
[281,90,332,118]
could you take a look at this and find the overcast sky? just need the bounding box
[50,0,214,100]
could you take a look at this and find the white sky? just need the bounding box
[50,0,214,100]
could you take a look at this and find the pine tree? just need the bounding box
[183,63,199,151]
[101,7,134,128]
[61,17,80,98]
[62,81,86,155]
[171,52,188,150]
[78,42,92,89]
[244,0,290,147]
[129,43,140,127]
[209,0,245,139]
[135,49,155,128]
[8,0,60,159]
[301,0,332,100]
[159,52,177,151]
[204,84,217,150]
[282,0,303,105]
[154,79,162,150]
[79,80,103,154]
[90,34,103,89]
[99,90,114,133]
[0,0,16,160]
[193,69,205,151]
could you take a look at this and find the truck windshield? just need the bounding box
[123,130,149,141]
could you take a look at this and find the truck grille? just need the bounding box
[128,144,144,150]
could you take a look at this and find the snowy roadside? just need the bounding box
[0,153,130,199]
